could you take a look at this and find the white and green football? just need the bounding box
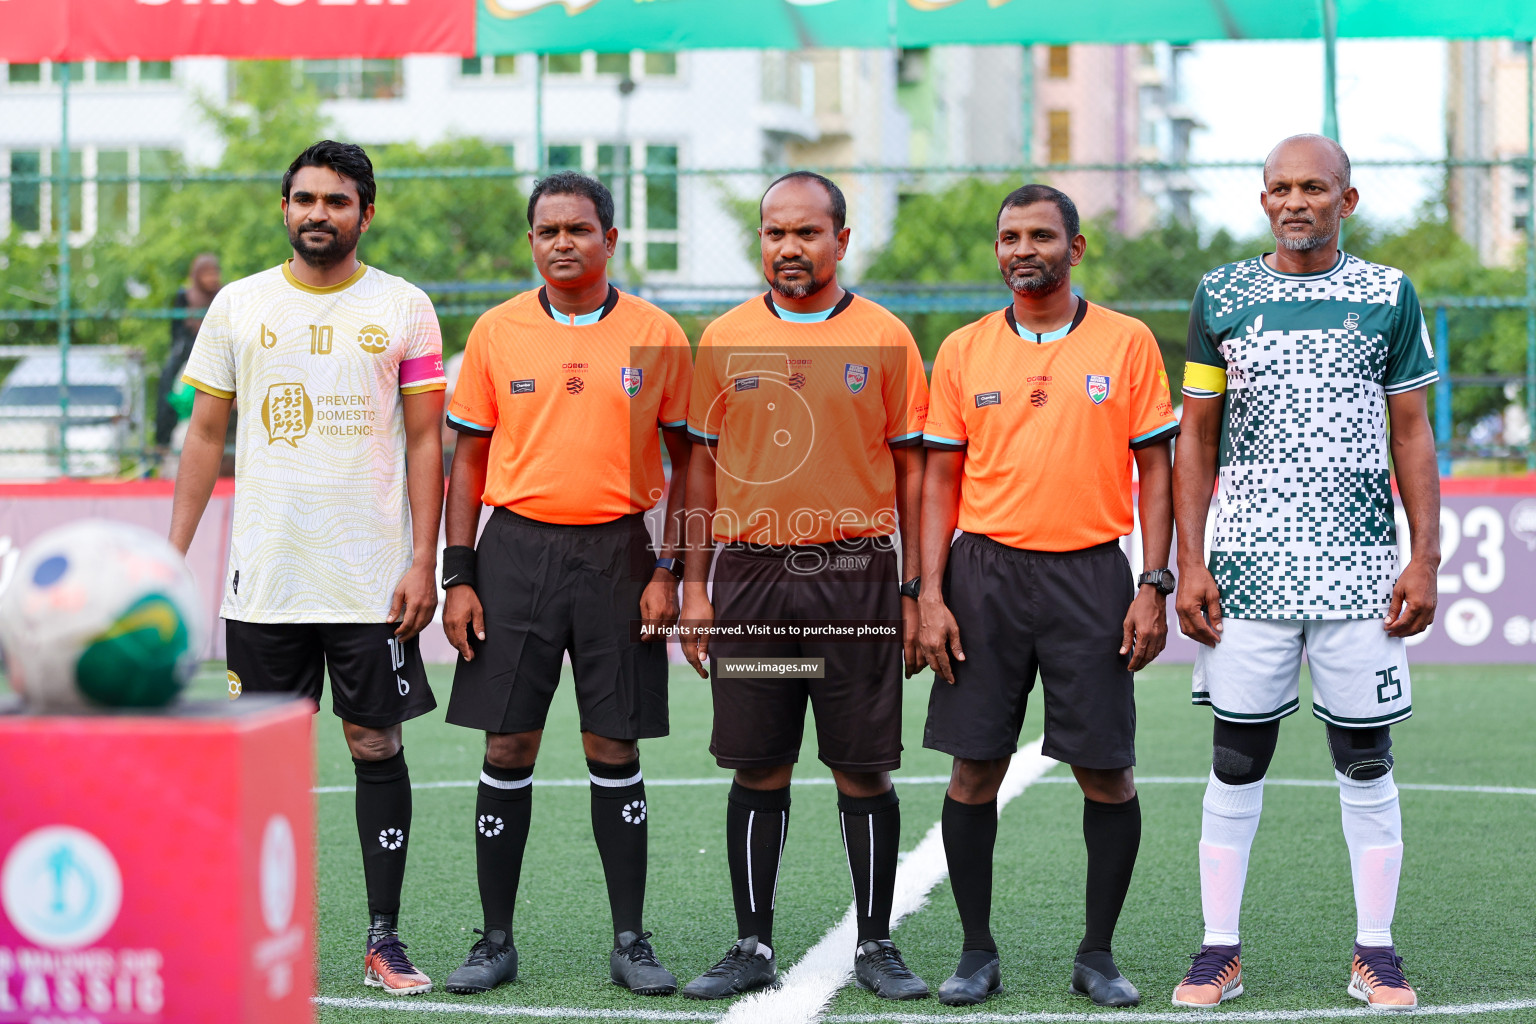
[0,519,202,709]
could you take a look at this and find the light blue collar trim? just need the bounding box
[773,302,835,323]
[1014,319,1073,343]
[548,304,605,327]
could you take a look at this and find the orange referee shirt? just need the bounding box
[923,300,1177,551]
[688,292,929,546]
[448,286,692,524]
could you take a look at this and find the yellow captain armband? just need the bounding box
[1182,362,1228,394]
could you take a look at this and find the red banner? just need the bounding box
[0,0,474,62]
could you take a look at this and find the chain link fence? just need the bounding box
[0,41,1532,475]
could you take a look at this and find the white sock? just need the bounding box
[1199,771,1264,946]
[1337,770,1403,948]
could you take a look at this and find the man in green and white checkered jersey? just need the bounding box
[1169,135,1441,1012]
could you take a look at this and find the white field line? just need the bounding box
[822,999,1536,1022]
[311,776,1536,797]
[717,738,1058,1024]
[312,996,717,1019]
[308,995,1536,1022]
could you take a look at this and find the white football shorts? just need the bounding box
[1191,617,1412,729]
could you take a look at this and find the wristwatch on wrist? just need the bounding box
[1138,568,1176,596]
[655,557,685,581]
[898,576,921,600]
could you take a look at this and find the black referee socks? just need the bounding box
[476,760,534,943]
[354,748,412,934]
[942,794,999,955]
[727,782,791,950]
[1078,793,1141,970]
[838,788,900,944]
[589,758,650,940]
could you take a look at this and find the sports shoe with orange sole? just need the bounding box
[364,933,433,995]
[1348,944,1417,1011]
[1171,943,1243,1008]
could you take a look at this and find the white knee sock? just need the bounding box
[1199,771,1265,947]
[1337,770,1403,948]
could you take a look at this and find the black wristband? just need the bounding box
[442,545,476,589]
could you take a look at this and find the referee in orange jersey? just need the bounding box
[917,184,1178,1007]
[438,172,692,997]
[678,172,931,1001]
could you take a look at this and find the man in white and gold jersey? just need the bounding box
[170,140,446,996]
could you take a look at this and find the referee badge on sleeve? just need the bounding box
[1085,374,1111,405]
[621,367,643,397]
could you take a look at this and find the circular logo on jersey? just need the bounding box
[357,324,391,354]
[1503,615,1532,646]
[2,826,123,949]
[622,800,647,825]
[227,669,242,699]
[378,828,405,850]
[1511,500,1536,551]
[1030,388,1049,408]
[477,815,504,837]
[260,814,296,934]
[566,376,585,395]
[1444,597,1493,647]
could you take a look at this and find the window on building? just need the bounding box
[97,150,131,235]
[7,63,42,84]
[51,62,84,84]
[461,55,517,77]
[643,52,677,76]
[95,62,130,84]
[299,59,403,99]
[595,52,630,75]
[139,60,173,82]
[644,145,678,270]
[9,151,42,232]
[138,148,176,224]
[50,150,84,233]
[1516,184,1530,205]
[544,53,583,75]
[1516,215,1530,233]
[1047,46,1070,79]
[1048,109,1071,164]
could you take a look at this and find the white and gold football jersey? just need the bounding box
[184,260,446,623]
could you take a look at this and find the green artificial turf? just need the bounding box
[177,661,1536,1023]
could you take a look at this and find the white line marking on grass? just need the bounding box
[821,998,1536,1021]
[311,776,1536,797]
[718,739,1058,1024]
[312,996,719,1020]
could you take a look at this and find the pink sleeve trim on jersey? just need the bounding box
[400,353,446,388]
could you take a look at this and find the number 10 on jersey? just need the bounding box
[310,325,334,355]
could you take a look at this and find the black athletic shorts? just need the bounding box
[709,536,903,773]
[225,619,435,728]
[923,534,1137,769]
[445,508,668,740]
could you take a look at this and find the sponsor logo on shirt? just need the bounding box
[566,377,585,395]
[1030,388,1049,408]
[974,391,1001,408]
[735,376,760,391]
[357,324,390,354]
[1085,374,1111,405]
[510,379,536,394]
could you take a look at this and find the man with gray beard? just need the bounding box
[1169,135,1437,1011]
[917,184,1178,1007]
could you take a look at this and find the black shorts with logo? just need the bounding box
[709,535,903,773]
[445,508,669,740]
[225,619,435,728]
[923,534,1137,769]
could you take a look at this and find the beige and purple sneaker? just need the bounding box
[1171,943,1243,1008]
[1348,944,1417,1011]
[364,933,433,995]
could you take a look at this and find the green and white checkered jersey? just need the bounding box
[1183,252,1437,620]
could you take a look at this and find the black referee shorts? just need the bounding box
[923,534,1137,770]
[225,619,435,728]
[709,536,903,773]
[445,508,668,740]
